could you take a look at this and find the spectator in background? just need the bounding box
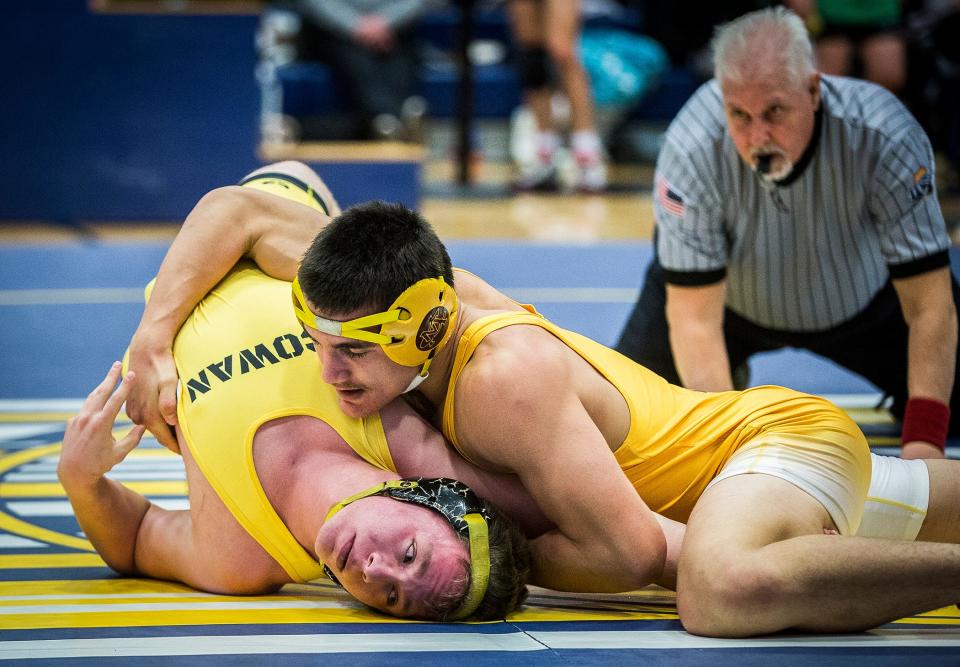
[903,1,960,191]
[507,0,608,192]
[277,0,442,141]
[629,1,772,81]
[786,0,907,95]
[615,7,960,460]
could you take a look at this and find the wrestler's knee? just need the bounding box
[677,554,787,637]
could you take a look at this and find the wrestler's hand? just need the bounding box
[124,329,180,453]
[902,440,946,460]
[59,363,147,487]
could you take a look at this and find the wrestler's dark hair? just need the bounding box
[298,201,454,315]
[424,497,531,622]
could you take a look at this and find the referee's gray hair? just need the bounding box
[712,7,814,89]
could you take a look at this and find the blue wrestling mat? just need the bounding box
[2,240,959,663]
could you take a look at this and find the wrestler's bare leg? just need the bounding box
[677,473,960,637]
[916,459,960,543]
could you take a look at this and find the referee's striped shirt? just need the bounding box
[654,75,949,332]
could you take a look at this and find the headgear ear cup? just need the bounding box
[378,278,459,366]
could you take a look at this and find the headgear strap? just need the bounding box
[292,275,458,383]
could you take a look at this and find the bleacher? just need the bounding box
[0,2,700,225]
[274,5,699,124]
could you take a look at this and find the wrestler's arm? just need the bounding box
[126,185,327,450]
[59,365,286,593]
[385,395,683,589]
[454,333,667,592]
[57,364,148,570]
[381,398,555,537]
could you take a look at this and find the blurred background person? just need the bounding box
[902,0,960,193]
[628,0,772,82]
[506,0,608,192]
[266,0,443,141]
[786,0,907,95]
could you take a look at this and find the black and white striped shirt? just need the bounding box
[654,75,949,331]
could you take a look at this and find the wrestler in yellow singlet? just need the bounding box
[441,310,873,534]
[161,176,394,582]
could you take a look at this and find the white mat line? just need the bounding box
[6,471,185,482]
[0,600,353,615]
[818,393,886,409]
[0,399,84,412]
[0,592,224,602]
[0,535,46,549]
[0,287,642,307]
[5,499,187,517]
[530,628,960,649]
[0,393,889,413]
[2,629,960,659]
[504,287,639,303]
[24,458,181,468]
[0,288,145,306]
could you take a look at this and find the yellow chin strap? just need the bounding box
[292,275,459,377]
[324,479,491,621]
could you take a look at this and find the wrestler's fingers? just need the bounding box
[117,424,147,458]
[157,379,179,427]
[151,422,180,454]
[124,393,142,424]
[82,362,123,412]
[102,370,136,420]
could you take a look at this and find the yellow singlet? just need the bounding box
[441,311,870,523]
[171,263,395,582]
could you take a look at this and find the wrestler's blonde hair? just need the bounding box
[712,7,815,90]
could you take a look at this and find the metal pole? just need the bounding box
[455,0,475,185]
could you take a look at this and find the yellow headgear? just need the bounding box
[292,274,459,374]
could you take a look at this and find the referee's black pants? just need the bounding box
[615,259,960,435]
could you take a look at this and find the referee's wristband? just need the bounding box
[901,397,950,451]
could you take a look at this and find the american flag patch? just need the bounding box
[656,176,686,217]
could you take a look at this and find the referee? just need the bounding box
[616,7,960,459]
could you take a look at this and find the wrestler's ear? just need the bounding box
[809,72,821,106]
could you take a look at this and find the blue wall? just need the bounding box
[0,2,261,223]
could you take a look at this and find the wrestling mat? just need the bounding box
[1,407,958,665]
[3,241,960,662]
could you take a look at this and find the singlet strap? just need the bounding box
[441,311,546,454]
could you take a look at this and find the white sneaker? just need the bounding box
[514,155,559,191]
[574,153,608,193]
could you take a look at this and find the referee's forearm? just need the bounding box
[668,325,734,391]
[893,269,958,403]
[905,306,957,403]
[665,283,734,392]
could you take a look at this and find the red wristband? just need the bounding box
[900,397,950,451]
